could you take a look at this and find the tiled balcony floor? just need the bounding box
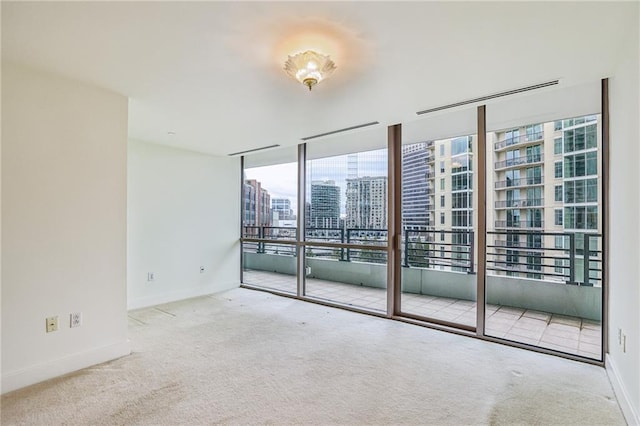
[242,269,602,359]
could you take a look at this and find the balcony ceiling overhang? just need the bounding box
[2,2,636,156]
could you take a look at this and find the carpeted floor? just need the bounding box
[1,288,625,425]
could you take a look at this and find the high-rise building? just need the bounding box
[346,176,388,229]
[404,114,601,282]
[310,180,340,229]
[243,182,256,226]
[419,136,477,272]
[244,179,271,227]
[402,142,434,230]
[271,198,294,221]
[449,136,475,272]
[488,115,601,283]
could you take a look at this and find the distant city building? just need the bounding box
[310,180,340,228]
[345,176,388,229]
[271,198,294,222]
[402,142,434,230]
[244,179,271,227]
[243,182,256,226]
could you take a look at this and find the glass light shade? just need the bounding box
[284,50,336,91]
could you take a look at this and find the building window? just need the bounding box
[452,192,471,209]
[451,174,471,191]
[564,122,597,153]
[451,136,471,155]
[555,258,568,276]
[452,211,471,227]
[555,185,563,202]
[554,120,562,131]
[587,178,598,202]
[440,161,445,174]
[564,152,597,178]
[586,124,597,149]
[440,195,445,207]
[554,137,563,155]
[440,230,445,241]
[554,209,563,226]
[586,151,597,175]
[440,144,445,156]
[525,124,543,141]
[564,180,598,203]
[554,161,563,178]
[451,154,471,173]
[504,129,520,146]
[440,212,445,225]
[564,206,598,230]
[440,178,445,190]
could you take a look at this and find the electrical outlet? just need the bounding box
[200,266,205,273]
[46,316,58,333]
[70,312,82,328]
[147,272,155,282]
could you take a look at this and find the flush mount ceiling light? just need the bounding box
[284,50,336,91]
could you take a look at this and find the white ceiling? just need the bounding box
[2,1,636,156]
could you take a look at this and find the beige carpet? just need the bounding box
[1,288,625,425]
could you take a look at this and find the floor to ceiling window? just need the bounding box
[399,108,478,329]
[241,146,298,295]
[240,80,607,364]
[303,127,388,312]
[484,82,604,361]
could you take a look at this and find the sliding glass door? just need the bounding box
[398,109,478,329]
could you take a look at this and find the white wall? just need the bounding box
[1,63,130,393]
[607,7,640,424]
[127,140,240,309]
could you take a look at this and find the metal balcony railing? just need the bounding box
[242,227,602,286]
[494,221,544,229]
[494,131,544,150]
[487,231,602,286]
[402,229,474,273]
[495,198,544,209]
[495,176,544,189]
[494,154,544,170]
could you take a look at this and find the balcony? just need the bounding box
[494,176,544,189]
[494,131,544,151]
[494,198,544,209]
[494,154,544,170]
[243,226,601,285]
[494,220,544,229]
[242,228,602,358]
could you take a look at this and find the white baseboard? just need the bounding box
[1,340,131,394]
[607,354,640,426]
[127,282,240,310]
